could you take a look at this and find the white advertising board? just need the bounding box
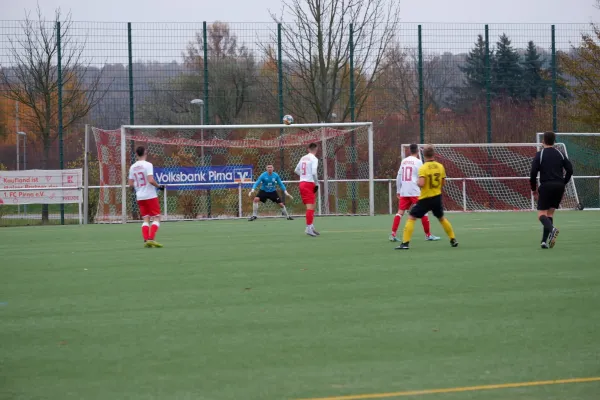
[0,169,82,205]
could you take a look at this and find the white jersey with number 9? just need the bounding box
[396,155,423,197]
[295,153,319,183]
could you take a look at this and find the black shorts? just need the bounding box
[257,190,282,204]
[537,182,565,210]
[409,195,444,219]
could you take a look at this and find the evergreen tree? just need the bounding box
[521,40,548,100]
[458,34,488,96]
[493,34,524,100]
[453,34,490,110]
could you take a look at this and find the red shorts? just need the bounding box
[299,181,316,205]
[398,196,419,211]
[137,197,161,217]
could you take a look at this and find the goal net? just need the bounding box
[90,123,374,223]
[401,143,580,212]
[536,133,600,210]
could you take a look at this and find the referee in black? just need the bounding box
[530,131,573,249]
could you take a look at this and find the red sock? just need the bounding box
[306,209,315,225]
[149,222,159,240]
[391,214,401,235]
[422,215,431,236]
[142,224,150,241]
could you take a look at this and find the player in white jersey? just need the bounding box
[294,142,320,237]
[128,146,164,248]
[389,144,440,242]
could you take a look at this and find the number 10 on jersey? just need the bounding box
[401,166,413,182]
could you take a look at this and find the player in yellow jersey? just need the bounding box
[395,145,458,250]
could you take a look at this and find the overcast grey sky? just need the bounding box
[2,0,599,23]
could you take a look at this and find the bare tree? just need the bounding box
[381,47,457,120]
[183,22,257,125]
[0,7,105,221]
[271,0,399,122]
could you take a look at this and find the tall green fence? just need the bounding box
[0,21,597,224]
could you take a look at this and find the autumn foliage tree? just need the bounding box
[560,24,600,129]
[0,7,104,221]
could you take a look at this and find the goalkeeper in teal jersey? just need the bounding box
[248,164,294,221]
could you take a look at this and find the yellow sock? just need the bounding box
[440,218,455,239]
[402,218,416,243]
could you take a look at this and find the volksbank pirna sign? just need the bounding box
[154,166,253,190]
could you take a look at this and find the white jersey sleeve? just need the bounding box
[128,160,157,201]
[397,156,422,197]
[295,154,319,183]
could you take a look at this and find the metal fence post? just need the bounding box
[203,21,212,218]
[84,124,89,224]
[203,21,209,125]
[418,24,424,144]
[485,24,492,144]
[127,22,138,220]
[278,23,285,170]
[128,22,134,125]
[57,21,65,225]
[349,23,357,214]
[551,24,558,132]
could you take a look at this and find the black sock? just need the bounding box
[540,215,553,242]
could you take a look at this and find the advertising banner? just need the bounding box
[0,169,82,205]
[153,166,253,190]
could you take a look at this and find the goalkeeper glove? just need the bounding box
[284,190,293,200]
[248,190,255,197]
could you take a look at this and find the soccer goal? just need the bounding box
[87,123,374,223]
[536,132,600,210]
[400,143,584,212]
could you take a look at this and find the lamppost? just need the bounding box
[16,131,26,171]
[16,131,27,215]
[190,99,205,166]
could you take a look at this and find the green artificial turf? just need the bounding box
[1,212,599,400]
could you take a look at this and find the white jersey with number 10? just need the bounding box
[396,155,423,197]
[128,160,157,201]
[295,153,319,183]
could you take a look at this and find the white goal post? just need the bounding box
[400,142,595,212]
[88,122,374,223]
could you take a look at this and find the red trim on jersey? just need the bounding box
[137,197,160,217]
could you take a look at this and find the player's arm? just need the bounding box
[147,175,159,188]
[529,152,541,191]
[249,173,263,197]
[128,168,135,189]
[311,159,319,192]
[417,165,426,188]
[396,168,402,197]
[563,157,574,184]
[276,174,292,198]
[294,162,302,176]
[440,164,447,188]
[145,164,163,190]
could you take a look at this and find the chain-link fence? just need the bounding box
[1,20,599,225]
